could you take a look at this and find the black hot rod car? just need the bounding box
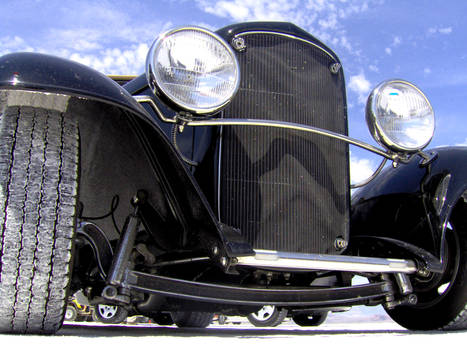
[0,22,466,334]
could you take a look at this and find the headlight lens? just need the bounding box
[146,26,240,115]
[366,80,435,152]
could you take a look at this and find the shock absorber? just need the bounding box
[102,192,144,304]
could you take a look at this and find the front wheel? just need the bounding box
[0,105,79,334]
[386,204,467,330]
[247,305,288,327]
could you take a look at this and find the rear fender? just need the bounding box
[351,147,467,261]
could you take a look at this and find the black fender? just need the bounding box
[0,52,145,114]
[0,52,251,262]
[350,147,467,262]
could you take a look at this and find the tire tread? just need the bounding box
[0,105,78,334]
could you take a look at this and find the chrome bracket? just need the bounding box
[418,150,439,167]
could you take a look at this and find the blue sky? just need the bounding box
[1,0,467,182]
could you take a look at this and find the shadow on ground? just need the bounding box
[57,323,452,338]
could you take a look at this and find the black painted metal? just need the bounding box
[0,52,146,115]
[128,271,392,307]
[218,30,350,254]
[351,147,467,259]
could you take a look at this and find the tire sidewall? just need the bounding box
[64,305,78,322]
[92,304,128,324]
[247,306,288,327]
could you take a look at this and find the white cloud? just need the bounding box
[381,36,400,57]
[67,43,149,75]
[0,2,170,75]
[428,26,453,35]
[439,27,453,34]
[0,33,149,75]
[14,1,166,60]
[196,0,376,54]
[348,73,371,104]
[350,155,377,184]
[198,0,302,22]
[0,35,35,57]
[339,36,352,52]
[318,12,338,30]
[392,36,402,46]
[48,29,104,51]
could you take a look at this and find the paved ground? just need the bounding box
[1,318,465,350]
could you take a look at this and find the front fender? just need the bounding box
[351,147,467,259]
[0,51,250,261]
[0,52,145,115]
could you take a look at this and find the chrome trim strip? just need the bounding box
[235,250,418,274]
[217,111,225,219]
[134,95,178,123]
[233,31,338,63]
[186,118,397,161]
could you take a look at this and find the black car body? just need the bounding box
[0,21,467,333]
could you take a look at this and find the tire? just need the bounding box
[292,312,328,327]
[64,305,78,322]
[0,106,79,334]
[92,304,128,324]
[247,305,288,327]
[151,312,174,326]
[385,207,467,330]
[171,311,214,328]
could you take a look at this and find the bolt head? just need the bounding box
[408,294,418,305]
[334,237,348,250]
[232,37,246,51]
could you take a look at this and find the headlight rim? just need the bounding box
[366,79,435,153]
[146,25,241,116]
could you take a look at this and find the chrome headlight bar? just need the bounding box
[135,95,430,165]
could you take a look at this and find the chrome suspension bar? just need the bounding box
[235,250,418,274]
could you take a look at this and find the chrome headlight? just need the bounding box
[146,26,240,115]
[366,80,435,152]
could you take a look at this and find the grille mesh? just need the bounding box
[219,32,349,254]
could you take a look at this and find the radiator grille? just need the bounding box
[219,32,350,254]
